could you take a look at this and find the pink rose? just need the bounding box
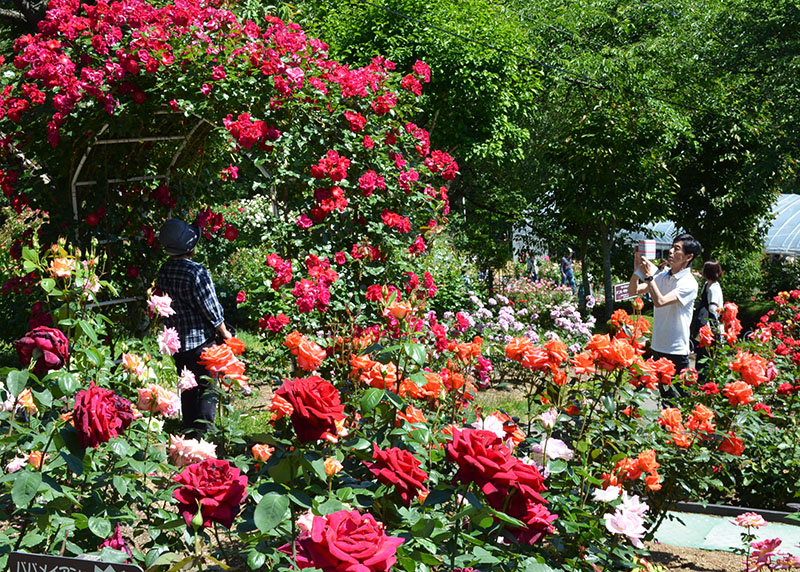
[169,434,217,467]
[283,510,403,571]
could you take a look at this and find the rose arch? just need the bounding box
[0,0,457,329]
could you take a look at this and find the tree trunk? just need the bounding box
[578,235,589,313]
[601,222,614,320]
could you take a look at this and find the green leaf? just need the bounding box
[316,497,347,515]
[403,343,427,367]
[253,492,290,533]
[360,388,384,413]
[6,370,28,398]
[58,372,80,396]
[78,319,99,344]
[12,471,42,508]
[88,516,112,539]
[40,278,55,294]
[602,395,616,414]
[247,551,266,570]
[384,390,403,409]
[547,460,568,474]
[31,388,53,409]
[112,475,128,496]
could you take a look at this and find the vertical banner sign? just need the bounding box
[8,551,144,572]
[614,283,634,303]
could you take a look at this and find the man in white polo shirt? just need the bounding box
[628,234,701,390]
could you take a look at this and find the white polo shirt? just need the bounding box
[651,267,699,355]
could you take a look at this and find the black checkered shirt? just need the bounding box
[156,258,224,352]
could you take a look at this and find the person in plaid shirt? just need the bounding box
[156,218,232,435]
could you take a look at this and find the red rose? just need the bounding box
[283,510,403,572]
[275,376,345,442]
[718,432,745,456]
[173,459,248,529]
[365,444,428,506]
[73,382,135,448]
[14,326,69,377]
[447,428,546,504]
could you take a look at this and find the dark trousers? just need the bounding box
[653,350,690,402]
[174,340,217,436]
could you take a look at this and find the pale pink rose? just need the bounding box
[470,414,506,440]
[603,492,649,548]
[137,384,180,417]
[539,408,559,429]
[168,434,217,467]
[177,367,198,392]
[158,327,181,356]
[6,456,27,473]
[296,509,315,533]
[731,512,768,528]
[592,486,621,503]
[148,293,176,318]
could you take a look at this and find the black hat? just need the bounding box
[159,219,200,256]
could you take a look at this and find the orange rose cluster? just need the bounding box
[604,449,661,491]
[284,330,326,372]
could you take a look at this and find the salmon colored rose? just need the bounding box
[285,331,326,371]
[173,458,248,529]
[49,257,75,278]
[252,443,275,462]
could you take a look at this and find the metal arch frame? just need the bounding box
[767,194,800,256]
[70,112,279,228]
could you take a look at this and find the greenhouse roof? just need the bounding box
[628,194,800,256]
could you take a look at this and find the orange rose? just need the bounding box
[361,362,397,390]
[251,443,274,462]
[396,405,426,425]
[611,309,633,329]
[586,334,611,352]
[324,457,343,476]
[121,353,145,375]
[569,352,596,376]
[718,432,744,456]
[16,388,38,415]
[505,337,533,361]
[225,337,246,355]
[652,358,676,386]
[722,381,754,406]
[383,301,413,320]
[636,449,660,474]
[544,338,568,368]
[658,407,683,432]
[270,393,294,420]
[27,450,49,470]
[551,369,567,386]
[645,472,662,491]
[698,324,714,348]
[670,430,692,449]
[296,338,326,371]
[521,346,550,370]
[199,344,238,374]
[686,404,716,433]
[631,297,644,311]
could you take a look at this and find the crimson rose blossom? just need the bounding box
[14,326,69,377]
[173,458,248,529]
[73,382,135,448]
[274,376,345,442]
[284,509,403,572]
[447,428,546,503]
[365,443,428,506]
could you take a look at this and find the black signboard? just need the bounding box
[7,551,144,572]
